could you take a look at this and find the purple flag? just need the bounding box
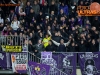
[58,53,77,75]
[28,61,50,75]
[78,52,100,75]
[0,52,7,69]
[11,52,28,73]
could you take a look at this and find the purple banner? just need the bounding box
[78,52,100,75]
[28,61,50,75]
[11,52,28,73]
[55,53,77,75]
[0,52,7,69]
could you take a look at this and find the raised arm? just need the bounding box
[51,40,60,46]
[64,40,70,46]
[47,30,52,36]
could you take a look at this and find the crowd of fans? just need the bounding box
[0,0,100,56]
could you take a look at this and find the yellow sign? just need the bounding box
[1,45,22,52]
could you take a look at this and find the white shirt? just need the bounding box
[0,17,4,23]
[19,12,26,16]
[11,21,20,30]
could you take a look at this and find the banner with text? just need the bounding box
[78,52,100,75]
[28,61,50,75]
[11,52,28,73]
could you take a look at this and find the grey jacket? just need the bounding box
[32,4,40,14]
[33,44,44,53]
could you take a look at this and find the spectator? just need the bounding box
[49,1,58,15]
[0,14,4,32]
[19,8,26,20]
[42,1,49,15]
[32,0,40,15]
[59,2,69,16]
[42,34,51,48]
[9,10,15,23]
[32,39,44,57]
[11,16,20,31]
[2,27,8,35]
[25,1,32,16]
[51,39,70,52]
[45,41,55,52]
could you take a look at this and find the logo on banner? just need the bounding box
[63,56,73,74]
[29,65,46,75]
[80,53,100,75]
[0,53,4,60]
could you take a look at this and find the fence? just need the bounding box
[0,35,29,71]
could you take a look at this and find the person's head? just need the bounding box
[48,26,51,30]
[44,1,47,6]
[51,11,54,15]
[75,30,78,34]
[30,22,33,26]
[30,9,34,13]
[74,2,76,5]
[34,0,37,5]
[72,27,75,31]
[20,8,24,12]
[18,0,21,4]
[58,31,61,36]
[86,20,90,24]
[14,16,17,21]
[80,1,83,5]
[82,28,85,32]
[45,34,48,38]
[29,40,32,44]
[49,41,52,45]
[39,32,43,36]
[27,2,30,6]
[29,32,33,37]
[38,39,42,44]
[14,32,18,36]
[60,9,64,13]
[51,1,55,5]
[81,40,84,44]
[19,32,23,36]
[71,17,75,22]
[62,2,65,6]
[60,39,64,44]
[92,39,95,44]
[37,25,40,29]
[95,16,98,20]
[72,42,75,46]
[39,11,42,15]
[92,27,96,31]
[61,16,65,21]
[3,26,7,30]
[87,34,91,38]
[10,10,14,14]
[55,32,58,36]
